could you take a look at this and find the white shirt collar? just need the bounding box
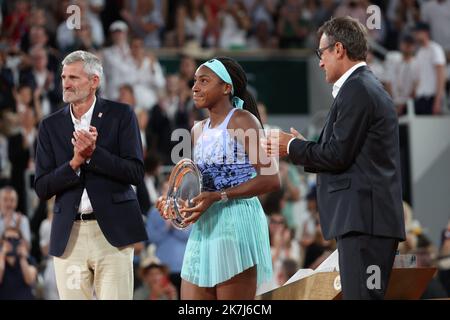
[70,96,96,129]
[332,62,367,98]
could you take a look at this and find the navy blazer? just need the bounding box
[289,67,406,241]
[34,97,148,257]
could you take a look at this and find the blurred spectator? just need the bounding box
[143,153,162,206]
[296,185,318,264]
[118,84,137,107]
[438,220,450,294]
[264,188,299,281]
[421,0,450,53]
[176,0,207,47]
[23,27,60,75]
[0,123,10,188]
[146,179,190,295]
[277,0,310,49]
[178,54,197,93]
[38,197,59,300]
[13,83,41,118]
[1,0,31,48]
[440,220,450,257]
[19,46,61,117]
[387,0,421,32]
[415,233,449,299]
[219,1,251,50]
[56,0,105,52]
[385,34,419,116]
[135,107,150,153]
[1,43,25,87]
[177,55,206,126]
[311,0,338,30]
[101,20,134,100]
[20,8,57,54]
[386,0,420,50]
[38,199,52,262]
[334,0,367,26]
[367,51,386,84]
[136,152,161,216]
[245,0,278,33]
[121,0,165,49]
[159,74,183,126]
[134,245,178,300]
[301,219,335,269]
[413,22,447,115]
[276,258,298,286]
[129,37,166,110]
[145,212,188,296]
[247,20,278,49]
[34,1,58,35]
[160,74,195,132]
[257,101,280,134]
[262,184,284,215]
[146,68,198,164]
[0,49,15,113]
[0,186,31,247]
[397,201,419,254]
[147,102,174,164]
[268,210,301,289]
[336,0,386,43]
[8,105,37,215]
[67,20,100,53]
[203,0,227,47]
[279,160,301,230]
[0,226,37,299]
[87,0,106,31]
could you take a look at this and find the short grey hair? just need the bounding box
[61,50,103,83]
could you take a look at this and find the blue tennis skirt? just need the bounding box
[181,196,273,287]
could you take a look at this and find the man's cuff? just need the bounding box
[287,137,296,155]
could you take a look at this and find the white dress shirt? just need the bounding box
[70,97,96,214]
[287,62,367,154]
[332,61,367,98]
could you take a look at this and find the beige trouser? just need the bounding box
[53,220,134,300]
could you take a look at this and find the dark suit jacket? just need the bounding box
[34,97,148,257]
[289,66,406,241]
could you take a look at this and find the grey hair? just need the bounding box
[61,50,103,83]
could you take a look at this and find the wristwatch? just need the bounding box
[220,190,228,203]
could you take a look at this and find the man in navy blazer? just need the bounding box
[263,17,406,299]
[34,50,148,299]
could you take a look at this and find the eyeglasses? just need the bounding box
[315,43,335,60]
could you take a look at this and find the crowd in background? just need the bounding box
[0,0,450,299]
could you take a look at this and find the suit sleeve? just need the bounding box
[86,107,144,186]
[289,81,372,173]
[34,120,82,200]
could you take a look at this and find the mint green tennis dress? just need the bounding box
[181,108,273,287]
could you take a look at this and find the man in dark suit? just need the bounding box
[263,17,406,299]
[34,50,148,299]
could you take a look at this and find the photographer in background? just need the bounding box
[0,186,31,248]
[0,226,37,299]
